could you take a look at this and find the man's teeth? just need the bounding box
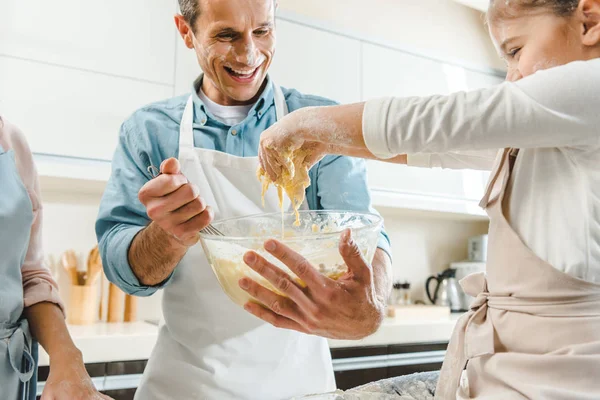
[228,67,256,77]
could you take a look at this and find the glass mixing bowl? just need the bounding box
[199,210,383,308]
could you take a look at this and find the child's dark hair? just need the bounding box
[488,0,579,21]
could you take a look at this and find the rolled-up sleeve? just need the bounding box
[313,155,392,260]
[95,121,173,296]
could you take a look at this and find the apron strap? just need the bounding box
[479,148,512,208]
[179,95,195,149]
[273,82,288,121]
[6,319,35,383]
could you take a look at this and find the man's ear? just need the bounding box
[579,0,600,46]
[174,14,195,50]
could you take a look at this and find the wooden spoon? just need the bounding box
[86,246,103,286]
[61,250,79,285]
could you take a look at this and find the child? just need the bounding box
[257,0,600,398]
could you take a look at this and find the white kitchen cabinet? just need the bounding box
[362,43,450,99]
[173,34,202,96]
[0,56,172,161]
[0,0,178,85]
[465,69,505,90]
[269,20,361,104]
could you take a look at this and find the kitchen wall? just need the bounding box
[34,0,498,322]
[378,208,489,301]
[41,184,165,323]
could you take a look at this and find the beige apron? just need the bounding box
[436,148,600,400]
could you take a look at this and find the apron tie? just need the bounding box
[436,272,495,400]
[461,273,495,360]
[2,319,35,383]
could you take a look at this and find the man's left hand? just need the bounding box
[238,229,386,340]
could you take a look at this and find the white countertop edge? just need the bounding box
[37,322,158,367]
[327,319,458,348]
[37,318,459,367]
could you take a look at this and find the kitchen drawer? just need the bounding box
[330,342,448,391]
[36,361,106,382]
[335,367,388,390]
[101,389,137,400]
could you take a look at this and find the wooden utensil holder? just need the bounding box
[107,282,124,323]
[67,284,97,325]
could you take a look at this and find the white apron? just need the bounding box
[135,83,335,400]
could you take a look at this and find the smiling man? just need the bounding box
[95,0,392,399]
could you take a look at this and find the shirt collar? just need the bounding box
[190,74,275,126]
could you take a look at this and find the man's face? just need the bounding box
[189,0,276,105]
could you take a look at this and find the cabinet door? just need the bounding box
[366,162,488,202]
[465,69,505,90]
[269,20,361,104]
[335,368,388,391]
[362,43,450,100]
[0,0,177,84]
[0,56,172,160]
[174,36,202,96]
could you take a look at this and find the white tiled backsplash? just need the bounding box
[40,187,488,322]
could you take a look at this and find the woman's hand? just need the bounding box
[41,351,113,400]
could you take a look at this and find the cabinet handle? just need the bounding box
[332,350,446,372]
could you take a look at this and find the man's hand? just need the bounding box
[129,157,214,286]
[238,229,387,340]
[138,158,214,247]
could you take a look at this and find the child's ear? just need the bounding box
[580,0,600,46]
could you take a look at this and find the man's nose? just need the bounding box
[233,35,259,65]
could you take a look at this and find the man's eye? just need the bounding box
[217,33,235,40]
[254,29,269,36]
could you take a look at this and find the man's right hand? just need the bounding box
[138,157,213,247]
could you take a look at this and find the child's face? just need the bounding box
[489,3,595,81]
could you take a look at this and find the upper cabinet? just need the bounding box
[451,0,488,12]
[174,35,202,96]
[0,56,172,161]
[269,20,361,105]
[465,70,505,89]
[0,0,178,85]
[362,44,451,99]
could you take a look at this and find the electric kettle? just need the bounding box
[425,268,463,312]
